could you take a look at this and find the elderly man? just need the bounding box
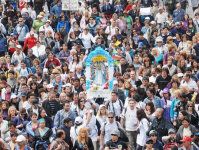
[75,64,84,78]
[147,108,173,141]
[172,3,185,22]
[15,135,30,150]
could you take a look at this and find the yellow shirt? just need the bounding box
[5,70,20,79]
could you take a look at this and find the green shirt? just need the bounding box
[33,20,45,33]
[124,16,133,29]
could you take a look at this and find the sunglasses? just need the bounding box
[80,100,85,102]
[187,106,192,107]
[108,117,114,119]
[146,142,153,144]
[21,113,26,116]
[169,132,175,134]
[111,134,117,136]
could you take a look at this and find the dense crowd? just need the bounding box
[1,0,199,150]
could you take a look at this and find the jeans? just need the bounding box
[126,130,137,150]
[136,144,143,150]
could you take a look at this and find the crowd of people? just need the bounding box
[1,0,199,150]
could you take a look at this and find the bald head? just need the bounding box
[176,3,181,10]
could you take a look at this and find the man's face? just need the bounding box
[177,4,181,10]
[113,84,118,91]
[108,114,114,123]
[151,70,156,77]
[66,121,72,127]
[129,101,135,108]
[64,103,70,112]
[18,141,24,147]
[183,141,191,148]
[162,70,167,77]
[74,80,79,87]
[112,21,116,27]
[142,80,148,86]
[60,94,66,100]
[49,94,55,101]
[120,58,125,65]
[21,63,25,68]
[150,135,157,142]
[138,35,143,40]
[56,76,61,83]
[130,72,136,80]
[111,93,117,101]
[155,109,160,118]
[9,125,16,133]
[76,67,82,73]
[29,96,35,103]
[65,87,71,93]
[9,73,14,79]
[89,18,94,24]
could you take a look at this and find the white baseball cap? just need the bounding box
[16,135,26,142]
[11,94,17,99]
[177,73,184,77]
[113,80,118,85]
[47,84,54,89]
[16,45,22,49]
[75,117,83,124]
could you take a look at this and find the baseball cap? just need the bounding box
[156,37,163,42]
[21,13,26,17]
[180,93,187,98]
[46,20,51,23]
[175,22,181,26]
[149,130,157,136]
[28,49,33,53]
[11,94,17,99]
[177,73,183,77]
[168,128,176,134]
[30,31,34,35]
[21,91,27,97]
[32,99,39,105]
[16,135,26,142]
[75,116,83,125]
[146,138,153,143]
[138,42,144,48]
[145,17,150,20]
[162,88,170,94]
[18,18,23,22]
[66,83,72,87]
[99,104,105,110]
[37,15,43,18]
[111,129,120,137]
[16,45,22,49]
[180,136,192,142]
[158,7,163,11]
[113,80,118,85]
[47,84,54,89]
[10,33,15,36]
[150,21,156,25]
[43,68,48,74]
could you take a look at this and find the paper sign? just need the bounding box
[62,0,78,10]
[167,100,172,107]
[140,7,151,16]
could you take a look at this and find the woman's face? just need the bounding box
[71,32,75,39]
[73,55,77,61]
[178,112,183,119]
[146,105,151,111]
[48,54,53,59]
[81,131,86,138]
[61,16,65,21]
[43,82,47,88]
[172,82,177,88]
[82,83,86,90]
[40,121,46,128]
[63,65,68,71]
[2,104,6,109]
[10,109,16,116]
[145,60,150,67]
[31,84,36,90]
[163,93,169,98]
[177,68,182,73]
[152,49,157,55]
[55,34,59,39]
[193,61,198,67]
[40,110,46,118]
[125,82,130,88]
[184,15,188,20]
[6,87,11,93]
[176,34,180,39]
[100,107,105,114]
[181,60,185,66]
[31,115,37,122]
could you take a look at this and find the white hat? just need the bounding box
[11,94,17,99]
[145,17,150,20]
[156,37,163,42]
[46,20,51,23]
[16,135,26,142]
[37,15,43,18]
[43,68,48,74]
[75,116,83,124]
[70,49,77,54]
[66,83,72,87]
[62,85,67,88]
[99,104,105,110]
[150,21,156,25]
[177,73,184,77]
[47,84,54,89]
[113,80,118,85]
[16,45,22,49]
[86,109,93,113]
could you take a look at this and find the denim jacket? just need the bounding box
[172,9,185,22]
[144,95,163,109]
[54,109,76,128]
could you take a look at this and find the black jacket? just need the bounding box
[71,137,94,150]
[147,116,174,141]
[33,128,52,150]
[42,99,61,117]
[113,88,126,104]
[58,125,73,150]
[27,106,42,116]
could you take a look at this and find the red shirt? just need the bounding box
[22,37,37,51]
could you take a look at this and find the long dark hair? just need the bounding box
[137,109,148,121]
[145,101,155,114]
[72,54,79,64]
[30,81,38,95]
[61,63,69,74]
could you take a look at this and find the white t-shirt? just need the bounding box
[105,26,116,40]
[79,32,95,49]
[32,45,46,57]
[107,100,123,117]
[70,123,86,145]
[100,121,122,144]
[120,107,138,131]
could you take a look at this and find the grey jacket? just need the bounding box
[4,129,22,143]
[176,124,197,139]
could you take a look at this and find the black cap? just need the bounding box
[180,93,187,98]
[32,99,39,105]
[149,130,157,136]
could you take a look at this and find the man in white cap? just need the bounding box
[11,45,26,64]
[13,18,29,46]
[32,15,45,33]
[15,135,30,150]
[39,20,54,38]
[47,84,54,92]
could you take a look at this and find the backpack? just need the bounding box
[59,22,66,35]
[164,143,176,150]
[107,99,123,116]
[19,67,30,74]
[88,23,97,37]
[104,121,129,142]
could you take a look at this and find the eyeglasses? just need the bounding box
[111,134,117,136]
[187,106,192,107]
[146,142,153,144]
[80,100,85,102]
[108,117,114,119]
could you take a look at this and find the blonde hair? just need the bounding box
[174,89,181,96]
[8,106,17,116]
[180,84,189,94]
[152,48,159,55]
[96,106,108,118]
[78,128,89,143]
[122,80,133,90]
[84,10,90,18]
